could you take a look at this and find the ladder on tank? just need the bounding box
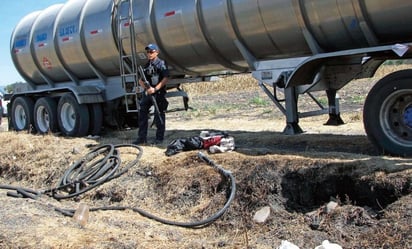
[117,0,140,113]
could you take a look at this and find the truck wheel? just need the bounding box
[57,93,90,137]
[363,69,412,157]
[11,96,35,132]
[88,103,103,135]
[34,97,58,134]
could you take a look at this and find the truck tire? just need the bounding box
[88,103,103,135]
[363,69,412,157]
[11,96,35,132]
[57,93,90,137]
[34,97,58,134]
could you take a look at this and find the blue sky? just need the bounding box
[0,1,67,86]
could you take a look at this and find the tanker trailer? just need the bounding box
[9,0,412,157]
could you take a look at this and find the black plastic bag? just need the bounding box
[165,136,203,156]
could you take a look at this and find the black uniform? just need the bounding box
[137,57,169,143]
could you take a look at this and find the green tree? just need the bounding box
[4,81,25,93]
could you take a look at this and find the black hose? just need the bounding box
[49,144,142,200]
[0,185,41,199]
[0,146,236,228]
[55,152,236,228]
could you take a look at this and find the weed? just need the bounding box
[249,96,268,106]
[316,97,328,106]
[351,95,365,104]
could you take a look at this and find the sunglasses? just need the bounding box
[146,50,157,54]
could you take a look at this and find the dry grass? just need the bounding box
[183,74,259,96]
[0,64,411,249]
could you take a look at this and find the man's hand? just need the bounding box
[146,86,156,95]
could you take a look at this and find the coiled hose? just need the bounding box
[0,145,236,228]
[1,144,142,199]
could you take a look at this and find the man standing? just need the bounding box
[134,44,169,145]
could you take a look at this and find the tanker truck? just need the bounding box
[9,0,412,157]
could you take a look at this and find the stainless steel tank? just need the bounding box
[11,0,119,85]
[11,0,412,85]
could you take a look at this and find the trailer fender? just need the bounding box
[285,45,406,88]
[65,85,105,104]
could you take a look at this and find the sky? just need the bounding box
[0,1,68,86]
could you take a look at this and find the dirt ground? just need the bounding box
[0,77,411,249]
